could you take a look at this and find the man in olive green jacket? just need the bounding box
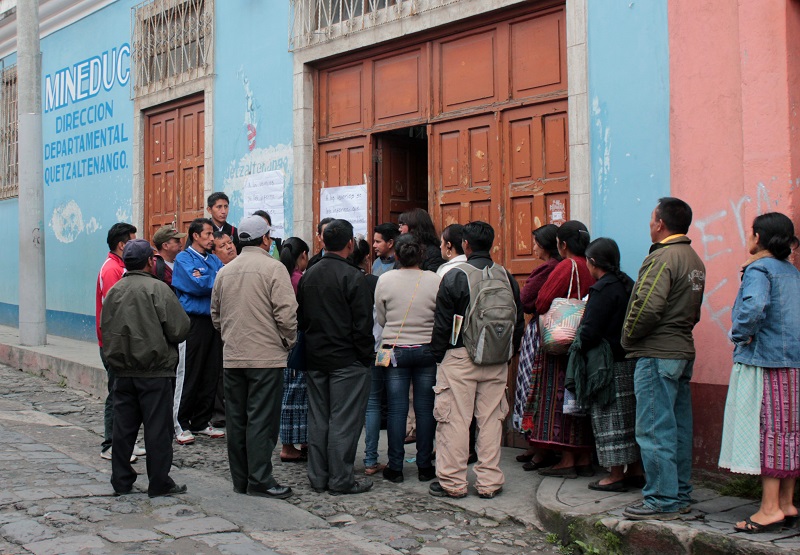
[211,215,297,500]
[101,239,191,498]
[621,198,705,522]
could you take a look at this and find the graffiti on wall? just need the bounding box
[694,179,798,336]
[223,70,293,235]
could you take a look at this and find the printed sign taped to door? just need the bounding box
[547,195,568,226]
[320,184,368,236]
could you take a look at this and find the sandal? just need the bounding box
[364,463,386,476]
[783,514,799,529]
[516,452,534,463]
[734,517,784,534]
[588,479,628,492]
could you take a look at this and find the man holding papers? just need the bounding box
[428,221,524,499]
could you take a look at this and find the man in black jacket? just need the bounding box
[101,239,191,497]
[297,219,375,495]
[428,221,524,500]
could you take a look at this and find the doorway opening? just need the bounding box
[374,125,428,227]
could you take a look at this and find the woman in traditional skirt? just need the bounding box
[514,224,562,468]
[719,212,800,533]
[278,238,310,462]
[523,221,595,478]
[580,238,643,491]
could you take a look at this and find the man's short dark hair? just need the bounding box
[374,222,400,243]
[106,222,137,252]
[317,217,335,235]
[253,210,272,225]
[655,197,692,234]
[323,219,354,252]
[207,191,229,208]
[185,218,213,249]
[462,221,494,252]
[212,231,230,240]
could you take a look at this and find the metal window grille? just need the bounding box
[132,0,213,96]
[0,64,18,200]
[290,0,429,50]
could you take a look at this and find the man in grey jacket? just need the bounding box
[211,215,298,499]
[101,239,190,497]
[621,197,705,521]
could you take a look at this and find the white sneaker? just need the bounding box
[194,426,225,439]
[100,447,138,463]
[176,430,195,445]
[132,443,146,457]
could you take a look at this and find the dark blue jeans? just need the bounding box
[364,365,384,467]
[384,345,436,471]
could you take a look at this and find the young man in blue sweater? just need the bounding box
[172,217,226,445]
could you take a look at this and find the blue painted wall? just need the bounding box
[587,1,671,275]
[0,1,295,341]
[0,1,135,340]
[214,1,294,235]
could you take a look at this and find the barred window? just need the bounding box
[290,0,420,50]
[0,64,18,200]
[132,0,213,96]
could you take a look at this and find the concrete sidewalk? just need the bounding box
[1,324,798,554]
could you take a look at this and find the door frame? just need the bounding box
[142,93,206,240]
[132,77,214,237]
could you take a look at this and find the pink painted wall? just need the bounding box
[670,0,798,388]
[669,0,799,467]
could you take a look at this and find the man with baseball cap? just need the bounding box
[151,225,187,287]
[101,239,191,497]
[212,216,298,499]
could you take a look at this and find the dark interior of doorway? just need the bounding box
[374,125,429,227]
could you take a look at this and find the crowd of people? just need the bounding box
[94,193,800,532]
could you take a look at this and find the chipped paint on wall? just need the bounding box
[49,200,102,244]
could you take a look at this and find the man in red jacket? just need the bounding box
[96,222,143,462]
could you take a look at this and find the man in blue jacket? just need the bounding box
[172,217,226,445]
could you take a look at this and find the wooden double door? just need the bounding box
[143,95,205,239]
[315,3,570,280]
[317,99,569,280]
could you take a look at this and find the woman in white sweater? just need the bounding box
[375,234,442,483]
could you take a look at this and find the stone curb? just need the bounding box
[534,477,797,555]
[0,329,105,399]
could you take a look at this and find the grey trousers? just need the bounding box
[306,362,370,492]
[224,368,283,493]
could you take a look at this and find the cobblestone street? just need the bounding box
[0,363,559,555]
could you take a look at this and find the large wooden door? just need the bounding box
[502,101,570,277]
[375,134,428,225]
[144,95,205,239]
[431,114,503,257]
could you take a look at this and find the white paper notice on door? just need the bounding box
[319,184,368,237]
[244,170,285,238]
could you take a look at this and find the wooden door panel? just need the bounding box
[435,30,499,114]
[510,9,566,98]
[320,63,368,136]
[376,135,428,225]
[432,114,501,258]
[317,136,371,234]
[373,48,427,125]
[502,101,569,277]
[144,96,205,240]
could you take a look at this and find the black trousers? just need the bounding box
[111,377,176,495]
[177,315,222,432]
[224,368,283,493]
[306,362,370,492]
